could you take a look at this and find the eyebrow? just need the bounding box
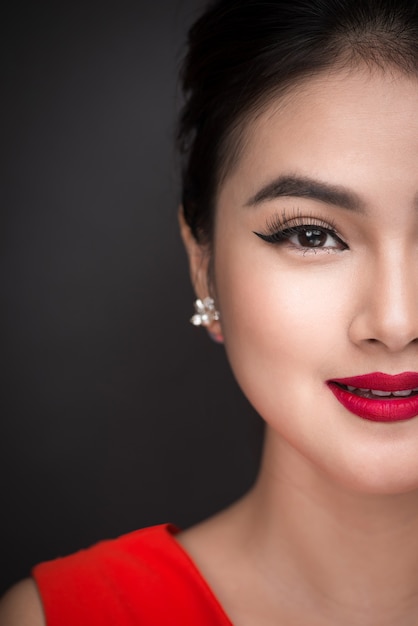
[246,174,364,212]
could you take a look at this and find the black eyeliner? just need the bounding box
[252,210,347,249]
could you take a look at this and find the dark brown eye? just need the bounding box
[297,228,328,247]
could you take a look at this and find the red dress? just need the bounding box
[32,524,233,625]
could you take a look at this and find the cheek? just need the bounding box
[214,241,353,421]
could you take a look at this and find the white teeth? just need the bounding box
[344,385,417,397]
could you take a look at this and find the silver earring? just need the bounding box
[190,297,220,327]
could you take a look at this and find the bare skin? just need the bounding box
[179,66,418,625]
[178,438,418,626]
[0,579,45,625]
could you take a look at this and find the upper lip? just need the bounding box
[329,372,418,392]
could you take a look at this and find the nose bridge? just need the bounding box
[352,246,418,351]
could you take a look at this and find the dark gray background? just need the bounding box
[1,0,262,594]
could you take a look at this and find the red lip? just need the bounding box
[327,372,418,423]
[331,372,418,392]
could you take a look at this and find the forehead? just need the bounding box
[217,68,418,209]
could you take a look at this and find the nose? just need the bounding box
[348,249,418,352]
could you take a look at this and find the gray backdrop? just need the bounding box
[1,0,263,594]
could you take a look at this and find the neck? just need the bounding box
[242,430,418,625]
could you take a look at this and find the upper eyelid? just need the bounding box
[262,219,340,238]
[275,224,336,234]
[262,209,338,234]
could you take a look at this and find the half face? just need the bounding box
[212,67,418,494]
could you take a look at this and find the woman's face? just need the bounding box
[212,67,418,494]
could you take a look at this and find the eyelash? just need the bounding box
[253,211,348,252]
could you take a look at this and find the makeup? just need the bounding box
[327,373,418,422]
[253,211,347,251]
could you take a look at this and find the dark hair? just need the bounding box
[178,0,418,245]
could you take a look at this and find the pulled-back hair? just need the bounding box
[178,0,418,245]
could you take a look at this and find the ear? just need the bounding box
[178,207,223,342]
[178,207,210,298]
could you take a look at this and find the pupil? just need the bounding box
[299,228,326,247]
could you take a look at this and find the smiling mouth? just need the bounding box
[336,384,418,400]
[327,373,418,422]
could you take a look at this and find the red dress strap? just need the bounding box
[32,524,233,625]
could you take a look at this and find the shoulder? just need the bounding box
[0,578,45,626]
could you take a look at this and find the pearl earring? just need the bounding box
[190,297,220,327]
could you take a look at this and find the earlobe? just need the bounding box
[208,329,224,344]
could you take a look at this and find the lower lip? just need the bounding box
[327,383,418,422]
